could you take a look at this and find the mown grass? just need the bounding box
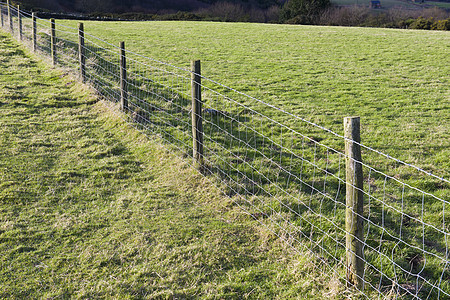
[0,31,351,298]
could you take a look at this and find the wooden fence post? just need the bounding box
[1,3,4,28]
[78,22,86,83]
[32,13,36,52]
[50,18,56,66]
[191,60,203,169]
[120,41,128,111]
[17,5,21,41]
[7,0,12,34]
[344,116,364,291]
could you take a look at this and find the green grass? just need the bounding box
[0,31,350,299]
[47,21,447,299]
[55,20,449,180]
[426,1,450,9]
[2,19,449,298]
[332,0,417,8]
[331,0,450,9]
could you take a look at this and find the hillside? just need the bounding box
[331,0,450,10]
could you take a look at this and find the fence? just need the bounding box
[0,2,448,298]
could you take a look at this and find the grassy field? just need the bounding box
[0,31,351,298]
[2,18,449,298]
[332,0,419,8]
[55,20,449,180]
[44,21,448,298]
[426,1,450,9]
[331,0,450,9]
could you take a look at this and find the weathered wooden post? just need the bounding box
[191,60,203,170]
[50,18,56,66]
[7,0,12,34]
[344,116,364,291]
[120,41,128,111]
[32,13,36,52]
[17,5,21,41]
[78,22,86,83]
[1,3,4,28]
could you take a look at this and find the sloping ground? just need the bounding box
[332,0,448,9]
[0,32,343,298]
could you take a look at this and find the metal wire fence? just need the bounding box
[1,2,448,299]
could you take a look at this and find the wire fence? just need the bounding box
[1,2,448,299]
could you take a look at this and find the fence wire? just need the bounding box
[0,3,448,299]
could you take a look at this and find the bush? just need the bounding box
[316,6,449,30]
[435,18,450,30]
[281,0,331,24]
[407,16,450,30]
[197,2,248,22]
[397,18,416,29]
[319,6,370,26]
[409,16,434,29]
[159,11,200,21]
[265,5,281,23]
[196,1,281,23]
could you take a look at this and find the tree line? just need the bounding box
[10,0,450,30]
[14,0,283,13]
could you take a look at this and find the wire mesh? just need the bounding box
[0,3,448,298]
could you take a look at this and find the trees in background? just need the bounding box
[75,0,114,13]
[280,0,331,24]
[13,0,281,13]
[196,1,281,22]
[10,0,450,30]
[319,5,450,29]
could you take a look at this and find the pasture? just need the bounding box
[56,20,449,179]
[331,0,450,9]
[1,16,449,298]
[0,31,332,298]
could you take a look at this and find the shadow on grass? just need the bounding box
[16,31,448,299]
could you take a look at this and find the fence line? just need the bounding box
[0,3,448,298]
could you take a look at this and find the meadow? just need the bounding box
[49,20,450,298]
[55,20,449,179]
[330,0,450,9]
[1,16,449,298]
[0,31,344,298]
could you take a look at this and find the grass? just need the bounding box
[1,19,449,298]
[0,31,350,298]
[53,20,449,180]
[45,21,448,299]
[331,0,450,9]
[428,1,450,9]
[332,0,417,8]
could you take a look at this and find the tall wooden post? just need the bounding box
[344,116,364,291]
[17,5,21,41]
[191,60,203,169]
[78,23,86,83]
[7,0,12,34]
[32,13,36,52]
[120,41,128,111]
[50,18,56,66]
[1,3,4,28]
